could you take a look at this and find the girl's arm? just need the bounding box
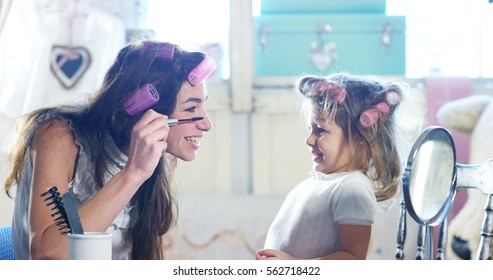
[318,224,372,260]
[256,224,371,260]
[29,110,169,259]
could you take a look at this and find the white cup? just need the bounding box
[68,232,112,260]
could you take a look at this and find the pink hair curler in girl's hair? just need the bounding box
[316,81,347,104]
[359,102,390,127]
[385,91,400,105]
[124,84,160,116]
[188,56,217,86]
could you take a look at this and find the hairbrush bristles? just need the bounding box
[41,186,72,235]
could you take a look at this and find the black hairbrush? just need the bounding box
[41,186,70,235]
[41,186,84,235]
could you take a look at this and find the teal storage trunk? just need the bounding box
[254,13,406,77]
[259,0,387,14]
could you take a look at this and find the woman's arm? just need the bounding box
[29,118,80,259]
[29,110,170,259]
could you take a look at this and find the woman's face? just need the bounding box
[166,82,213,161]
[305,111,351,174]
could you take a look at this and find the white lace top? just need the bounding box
[11,112,137,260]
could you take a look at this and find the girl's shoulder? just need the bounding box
[311,171,375,198]
[312,170,371,184]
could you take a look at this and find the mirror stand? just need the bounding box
[477,194,493,260]
[456,159,493,260]
[415,221,449,260]
[397,126,493,260]
[395,208,450,260]
[397,126,456,260]
[415,225,430,260]
[436,217,448,260]
[395,199,407,260]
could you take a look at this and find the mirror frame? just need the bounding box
[402,126,457,227]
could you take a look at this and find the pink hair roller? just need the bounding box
[317,82,347,103]
[330,87,347,104]
[188,56,217,86]
[360,110,379,127]
[373,102,390,115]
[385,91,400,105]
[124,84,160,116]
[155,44,175,60]
[359,102,390,127]
[143,42,175,60]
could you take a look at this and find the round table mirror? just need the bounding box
[402,126,457,226]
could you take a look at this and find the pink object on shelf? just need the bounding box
[424,76,472,164]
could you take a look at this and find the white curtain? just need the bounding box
[0,0,129,155]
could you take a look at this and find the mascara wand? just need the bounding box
[167,117,204,126]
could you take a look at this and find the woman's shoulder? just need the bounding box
[30,117,78,152]
[35,116,71,132]
[24,110,67,142]
[32,114,73,137]
[25,108,88,147]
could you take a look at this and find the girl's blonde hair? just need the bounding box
[296,73,404,202]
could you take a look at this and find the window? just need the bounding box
[387,0,493,78]
[145,0,230,79]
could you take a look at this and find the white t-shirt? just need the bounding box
[263,171,378,259]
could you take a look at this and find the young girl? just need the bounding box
[4,40,215,260]
[257,73,404,260]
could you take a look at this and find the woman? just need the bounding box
[4,40,215,260]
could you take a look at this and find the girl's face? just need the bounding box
[166,82,213,161]
[305,111,351,174]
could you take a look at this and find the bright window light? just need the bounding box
[145,0,230,79]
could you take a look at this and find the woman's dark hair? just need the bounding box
[4,40,206,259]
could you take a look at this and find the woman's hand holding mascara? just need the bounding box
[61,109,171,242]
[126,109,170,183]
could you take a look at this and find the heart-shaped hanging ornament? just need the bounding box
[309,42,338,72]
[50,45,91,89]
